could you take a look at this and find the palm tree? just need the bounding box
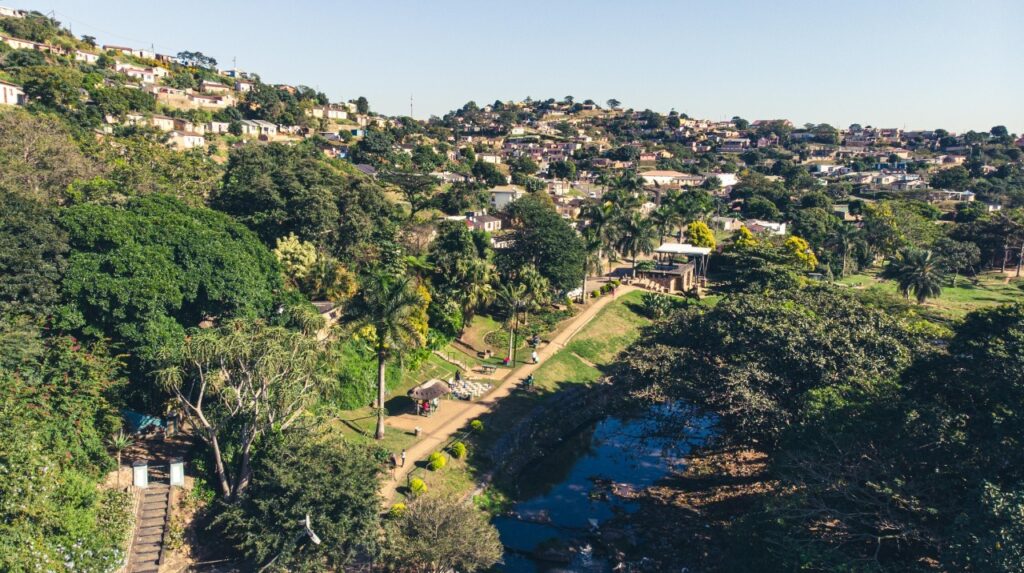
[616,212,657,277]
[581,229,604,301]
[348,274,426,439]
[888,248,945,304]
[107,430,134,488]
[494,283,528,365]
[403,254,435,287]
[825,224,860,278]
[649,205,681,245]
[518,264,550,326]
[461,259,496,323]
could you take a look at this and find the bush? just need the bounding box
[409,478,428,497]
[389,503,407,518]
[470,419,484,432]
[428,452,447,471]
[590,291,597,298]
[449,441,467,459]
[611,279,621,286]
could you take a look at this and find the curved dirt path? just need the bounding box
[380,286,636,502]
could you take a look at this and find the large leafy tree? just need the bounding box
[347,274,427,439]
[429,221,495,320]
[501,194,585,291]
[214,430,383,571]
[58,195,283,397]
[158,320,326,498]
[214,143,397,262]
[0,109,100,203]
[0,190,68,318]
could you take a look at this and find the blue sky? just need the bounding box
[22,0,1024,133]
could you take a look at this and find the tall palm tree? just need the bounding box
[649,205,681,245]
[888,248,945,304]
[616,212,657,277]
[581,229,604,301]
[518,264,550,326]
[494,283,528,364]
[825,224,860,278]
[461,259,496,322]
[348,274,426,439]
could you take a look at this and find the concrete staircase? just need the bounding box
[128,483,170,573]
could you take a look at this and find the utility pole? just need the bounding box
[409,94,414,118]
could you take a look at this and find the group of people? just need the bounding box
[389,449,407,478]
[416,398,439,416]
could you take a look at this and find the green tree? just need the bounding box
[384,494,502,573]
[347,274,426,439]
[60,195,283,399]
[214,430,383,571]
[934,237,980,286]
[494,282,527,363]
[502,194,585,291]
[615,211,657,276]
[158,320,326,498]
[0,190,68,317]
[885,248,945,304]
[0,109,100,203]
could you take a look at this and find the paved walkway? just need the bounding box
[381,286,636,501]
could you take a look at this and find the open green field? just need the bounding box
[839,268,1024,318]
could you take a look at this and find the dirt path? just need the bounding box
[380,286,636,502]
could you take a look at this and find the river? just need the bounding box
[492,403,715,572]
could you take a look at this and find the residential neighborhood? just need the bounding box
[1,4,1023,573]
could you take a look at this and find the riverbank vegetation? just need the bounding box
[615,246,1024,572]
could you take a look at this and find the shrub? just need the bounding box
[409,477,428,497]
[389,503,407,518]
[427,452,447,471]
[470,419,484,432]
[590,291,597,298]
[449,441,467,459]
[611,279,621,286]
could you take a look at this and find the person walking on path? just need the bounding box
[531,350,539,364]
[400,449,406,467]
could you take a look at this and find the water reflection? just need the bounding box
[493,403,714,572]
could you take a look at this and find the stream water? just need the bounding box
[492,403,715,572]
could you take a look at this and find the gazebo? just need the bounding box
[408,378,451,401]
[653,243,712,286]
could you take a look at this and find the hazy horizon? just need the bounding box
[19,0,1024,134]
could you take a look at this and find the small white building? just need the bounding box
[207,121,231,134]
[488,185,525,211]
[74,50,99,64]
[0,80,24,106]
[168,130,205,150]
[746,219,787,235]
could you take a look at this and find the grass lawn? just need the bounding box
[566,290,651,365]
[839,268,1024,318]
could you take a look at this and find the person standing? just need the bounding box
[401,449,407,467]
[532,350,539,364]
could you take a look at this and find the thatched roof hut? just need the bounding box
[408,378,450,401]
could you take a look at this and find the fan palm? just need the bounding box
[888,248,945,304]
[616,212,657,277]
[649,205,681,244]
[825,224,860,278]
[494,282,528,364]
[348,274,426,439]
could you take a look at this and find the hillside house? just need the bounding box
[200,80,230,94]
[711,216,743,231]
[0,6,26,17]
[488,185,526,211]
[746,220,787,235]
[74,50,99,64]
[234,79,254,93]
[0,79,24,106]
[467,212,502,233]
[207,121,231,134]
[167,130,205,150]
[240,119,278,138]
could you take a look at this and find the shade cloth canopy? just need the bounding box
[408,378,451,401]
